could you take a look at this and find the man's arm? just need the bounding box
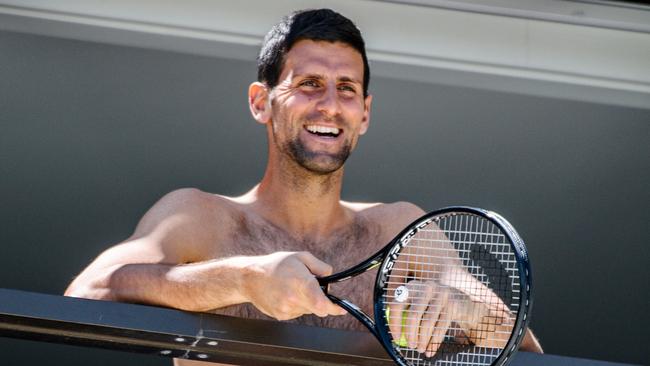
[65,188,345,319]
[66,249,250,312]
[65,188,244,310]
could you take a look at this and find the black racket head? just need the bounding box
[373,207,532,366]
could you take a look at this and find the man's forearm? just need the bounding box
[65,259,249,312]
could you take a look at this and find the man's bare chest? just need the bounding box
[210,213,385,331]
[218,214,382,271]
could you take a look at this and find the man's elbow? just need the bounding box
[519,327,543,353]
[64,271,114,301]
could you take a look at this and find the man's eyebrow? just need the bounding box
[292,73,361,84]
[292,73,324,80]
[338,76,362,84]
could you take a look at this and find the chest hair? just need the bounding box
[212,213,384,332]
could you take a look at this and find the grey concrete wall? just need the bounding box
[1,30,648,365]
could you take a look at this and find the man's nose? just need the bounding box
[316,85,341,118]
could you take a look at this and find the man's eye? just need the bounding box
[338,85,357,94]
[300,80,319,88]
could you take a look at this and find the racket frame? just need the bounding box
[319,206,533,366]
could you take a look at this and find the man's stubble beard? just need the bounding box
[284,135,352,176]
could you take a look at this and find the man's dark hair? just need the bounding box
[257,8,370,97]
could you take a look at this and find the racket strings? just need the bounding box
[381,213,520,366]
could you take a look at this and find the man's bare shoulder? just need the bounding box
[131,188,243,262]
[343,200,425,219]
[342,200,426,239]
[137,188,236,229]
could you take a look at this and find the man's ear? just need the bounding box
[359,94,372,135]
[248,82,271,124]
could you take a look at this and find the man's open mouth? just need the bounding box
[305,125,341,138]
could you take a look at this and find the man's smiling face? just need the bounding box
[267,39,372,175]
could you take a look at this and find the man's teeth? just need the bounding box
[306,125,340,135]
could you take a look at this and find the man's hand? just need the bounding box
[387,279,512,357]
[241,251,347,321]
[383,221,524,358]
[388,280,452,357]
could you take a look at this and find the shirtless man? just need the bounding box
[65,9,542,365]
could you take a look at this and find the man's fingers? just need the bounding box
[302,276,346,316]
[416,289,448,353]
[297,251,333,277]
[426,314,452,358]
[405,282,433,349]
[320,296,348,316]
[294,252,345,315]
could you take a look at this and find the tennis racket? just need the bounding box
[318,206,532,366]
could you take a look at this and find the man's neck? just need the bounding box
[245,164,351,239]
